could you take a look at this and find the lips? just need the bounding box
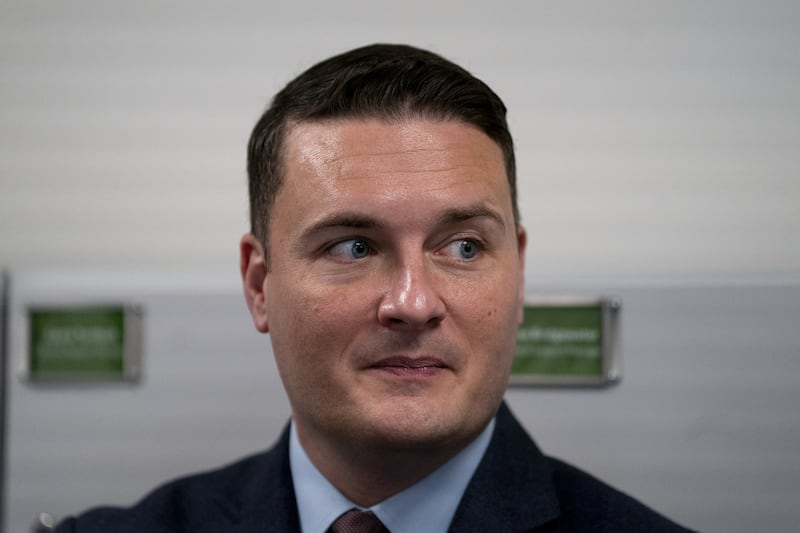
[368,356,449,377]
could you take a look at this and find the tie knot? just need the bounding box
[328,509,388,533]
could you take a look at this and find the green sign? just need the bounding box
[511,298,620,386]
[28,306,140,381]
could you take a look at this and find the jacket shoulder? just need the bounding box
[547,457,696,532]
[452,402,697,533]
[55,451,267,533]
[54,430,298,533]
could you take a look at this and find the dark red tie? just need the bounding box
[328,509,389,533]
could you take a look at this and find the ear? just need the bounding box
[515,225,527,325]
[240,233,270,333]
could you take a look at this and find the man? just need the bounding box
[56,44,693,532]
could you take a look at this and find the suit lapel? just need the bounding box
[212,423,302,533]
[448,402,560,532]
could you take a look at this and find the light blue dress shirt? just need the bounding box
[289,418,495,533]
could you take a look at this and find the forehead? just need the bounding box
[269,118,516,251]
[280,118,507,192]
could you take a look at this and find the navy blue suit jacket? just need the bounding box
[55,402,695,532]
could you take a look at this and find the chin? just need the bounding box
[358,400,485,451]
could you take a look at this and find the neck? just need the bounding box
[296,425,478,507]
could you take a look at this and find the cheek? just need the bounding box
[269,282,366,364]
[456,278,520,358]
[457,274,519,323]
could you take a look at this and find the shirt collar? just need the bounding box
[290,418,495,533]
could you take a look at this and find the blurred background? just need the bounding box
[1,1,799,532]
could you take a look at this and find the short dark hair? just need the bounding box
[247,43,517,255]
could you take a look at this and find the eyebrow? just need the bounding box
[301,213,384,241]
[434,204,507,230]
[301,203,506,241]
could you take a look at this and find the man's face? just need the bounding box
[247,118,525,455]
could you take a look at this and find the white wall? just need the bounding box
[1,0,798,284]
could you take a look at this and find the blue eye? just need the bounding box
[458,239,479,259]
[329,239,372,260]
[442,238,480,260]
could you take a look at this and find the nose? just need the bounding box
[377,259,446,329]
